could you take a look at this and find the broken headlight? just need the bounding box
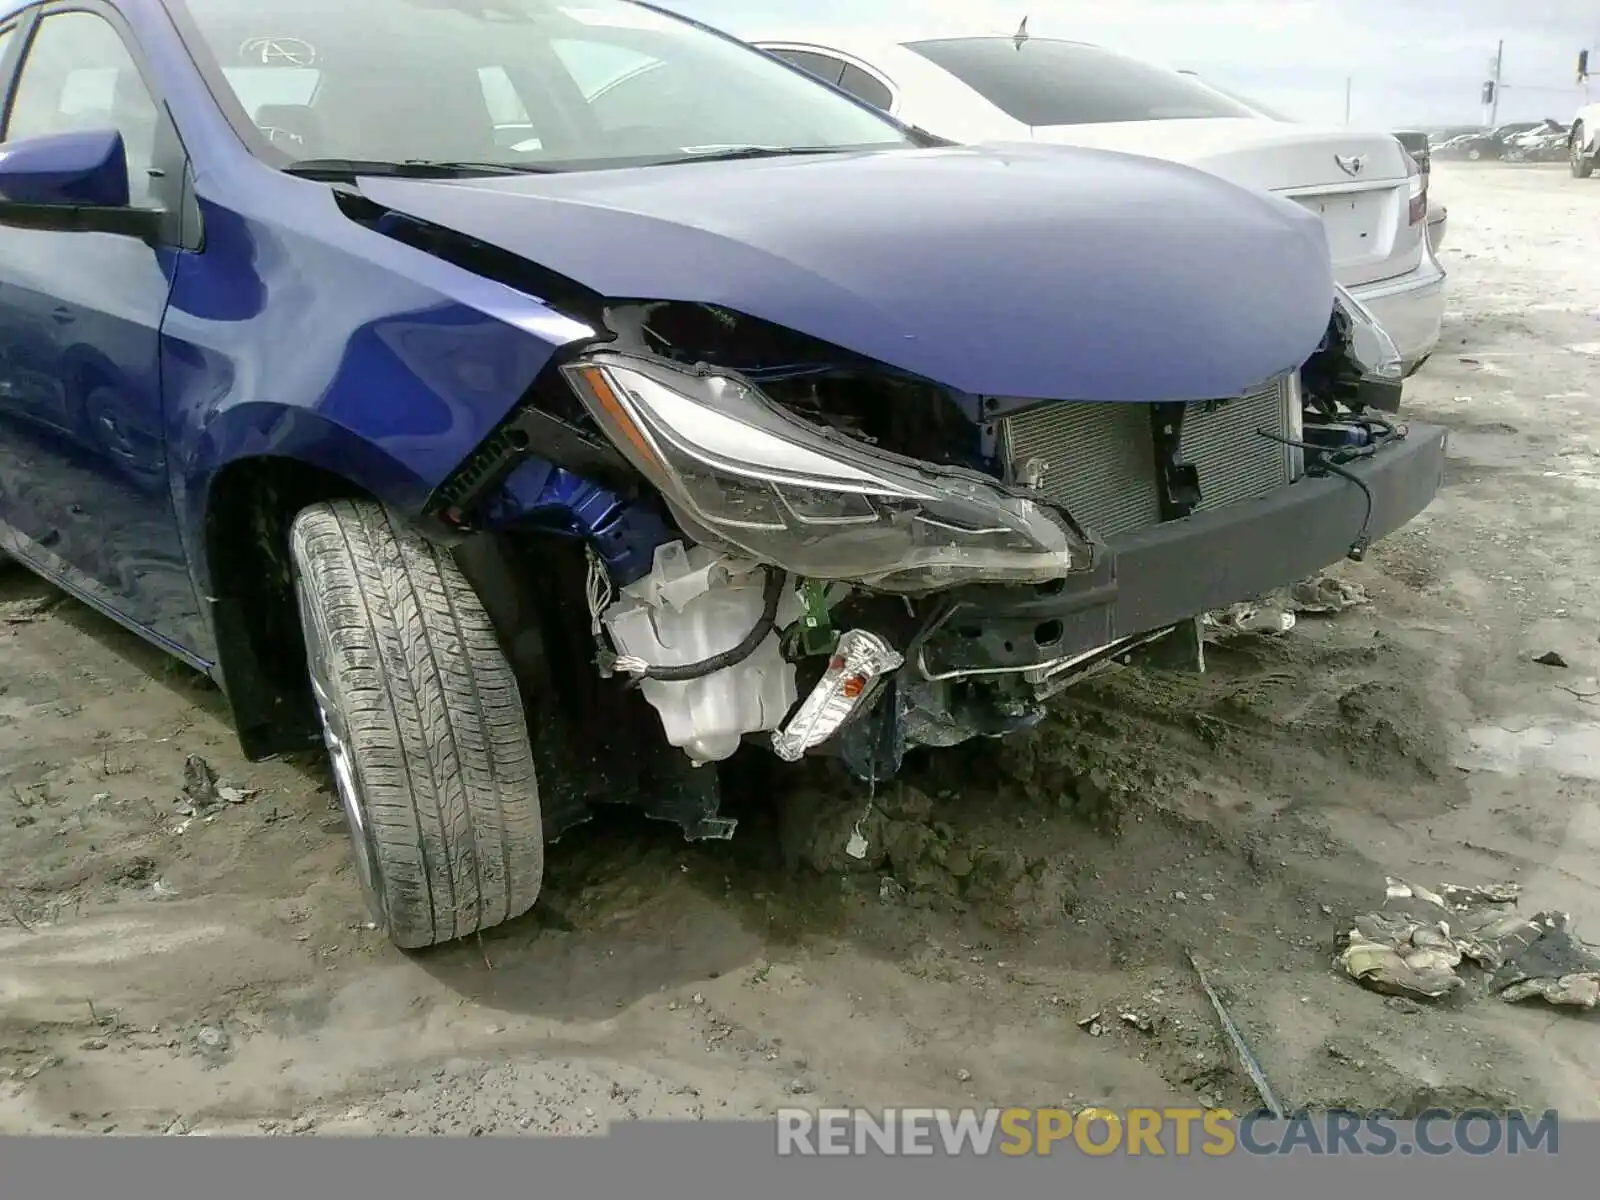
[561,351,1083,593]
[1331,283,1404,409]
[1333,284,1402,381]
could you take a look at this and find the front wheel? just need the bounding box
[1573,126,1594,178]
[1466,147,1483,161]
[288,498,544,950]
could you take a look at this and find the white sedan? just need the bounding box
[746,29,1446,374]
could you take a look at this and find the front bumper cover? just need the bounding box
[918,422,1447,677]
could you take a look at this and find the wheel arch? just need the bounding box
[200,451,381,759]
[189,404,435,760]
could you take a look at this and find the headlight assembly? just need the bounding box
[560,351,1084,593]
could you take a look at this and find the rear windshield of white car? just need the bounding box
[902,37,1261,127]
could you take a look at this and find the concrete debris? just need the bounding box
[1338,876,1600,1012]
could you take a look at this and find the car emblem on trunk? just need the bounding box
[1334,153,1367,177]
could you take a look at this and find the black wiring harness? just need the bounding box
[1255,411,1408,562]
[606,566,790,684]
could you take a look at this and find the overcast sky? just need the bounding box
[665,0,1598,127]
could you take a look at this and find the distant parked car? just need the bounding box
[1501,125,1571,163]
[1435,122,1550,161]
[1428,126,1486,147]
[1570,102,1600,177]
[746,29,1445,373]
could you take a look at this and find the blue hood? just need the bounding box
[356,143,1335,403]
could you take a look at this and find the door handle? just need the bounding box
[50,307,72,325]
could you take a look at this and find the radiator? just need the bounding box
[997,374,1298,539]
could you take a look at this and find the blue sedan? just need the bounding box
[0,0,1444,948]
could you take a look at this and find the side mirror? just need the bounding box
[0,127,159,238]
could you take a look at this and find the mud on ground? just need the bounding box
[3,161,1599,1134]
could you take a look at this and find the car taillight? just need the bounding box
[1405,154,1426,225]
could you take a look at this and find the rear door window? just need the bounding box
[765,48,846,86]
[838,63,892,111]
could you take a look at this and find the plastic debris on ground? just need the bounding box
[1205,602,1296,637]
[1288,574,1370,615]
[1205,572,1370,639]
[1336,876,1600,1011]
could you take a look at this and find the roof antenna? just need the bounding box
[1013,15,1028,49]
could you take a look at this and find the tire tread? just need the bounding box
[289,499,542,948]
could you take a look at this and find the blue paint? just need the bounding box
[355,141,1337,408]
[0,128,133,207]
[484,459,671,586]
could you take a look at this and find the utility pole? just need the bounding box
[1489,39,1503,125]
[1343,76,1352,123]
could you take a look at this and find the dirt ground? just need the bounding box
[4,161,1599,1135]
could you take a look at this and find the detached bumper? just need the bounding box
[919,423,1448,676]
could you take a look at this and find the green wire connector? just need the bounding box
[795,579,838,657]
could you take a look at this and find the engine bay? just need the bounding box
[421,283,1413,808]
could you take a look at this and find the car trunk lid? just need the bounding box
[1029,118,1421,287]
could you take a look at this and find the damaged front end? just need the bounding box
[424,281,1432,840]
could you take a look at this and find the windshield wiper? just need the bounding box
[282,158,555,180]
[646,144,852,166]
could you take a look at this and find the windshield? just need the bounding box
[167,0,916,171]
[902,37,1262,127]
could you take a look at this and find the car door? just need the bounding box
[0,1,207,658]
